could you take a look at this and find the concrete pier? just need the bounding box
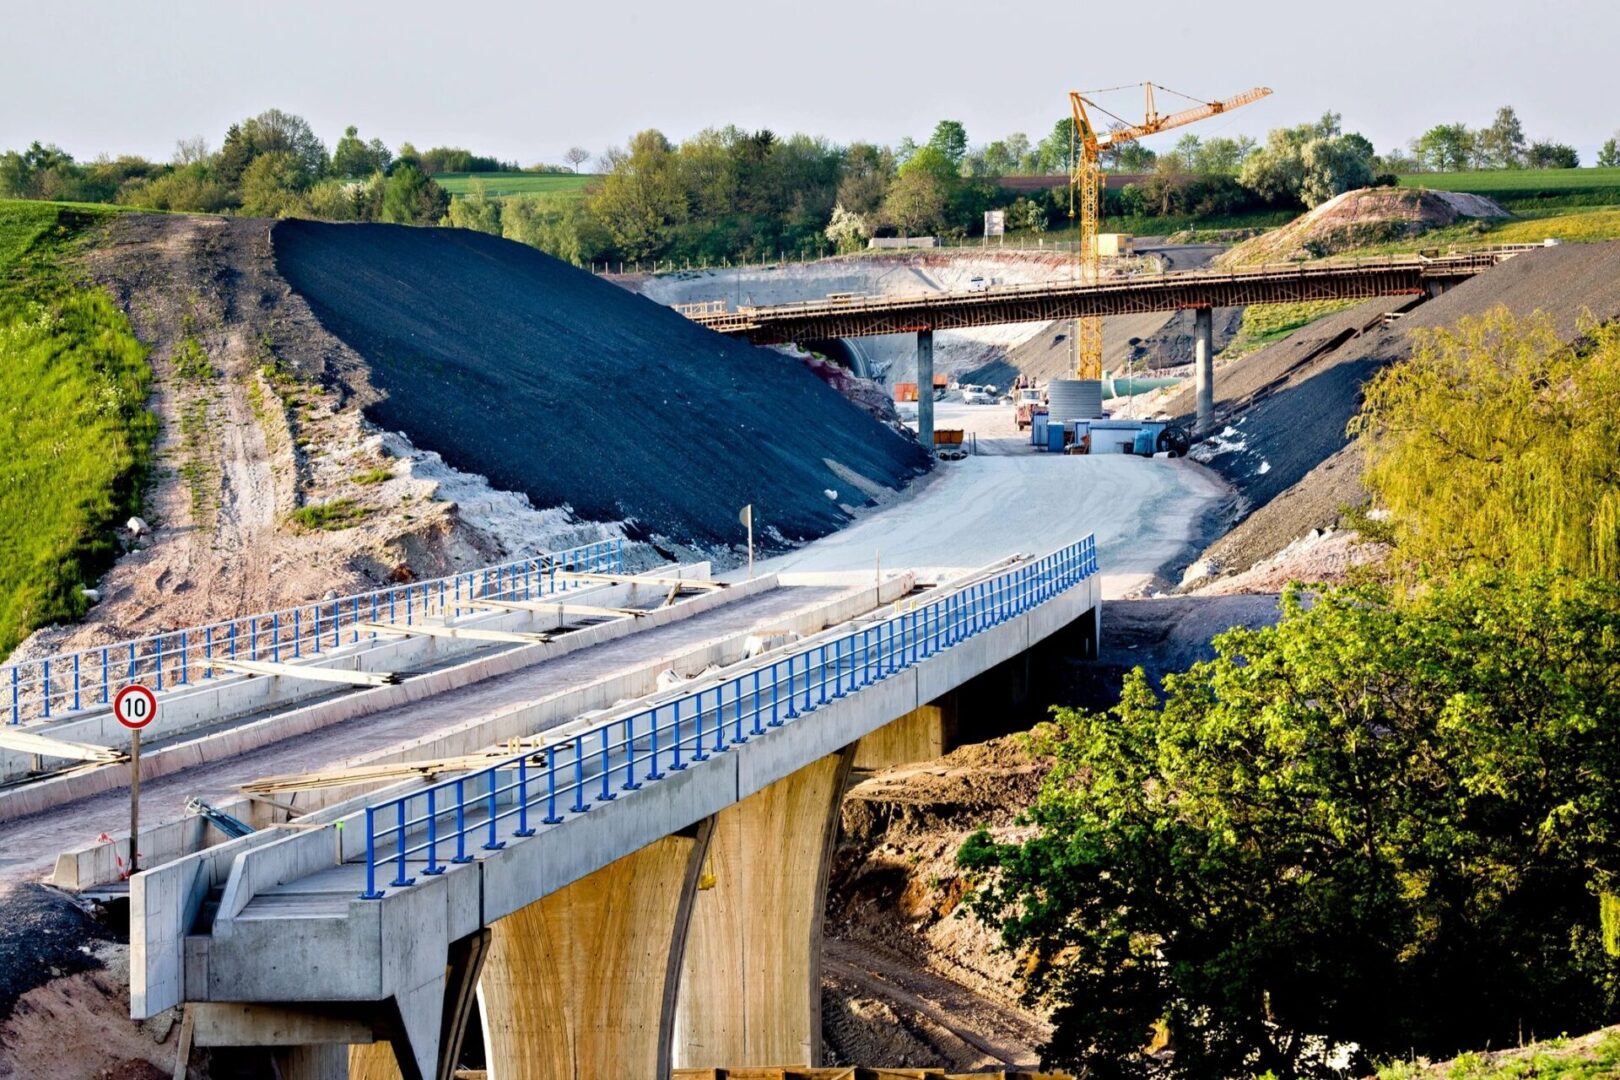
[916,328,934,453]
[1193,305,1214,435]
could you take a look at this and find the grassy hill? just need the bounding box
[1398,167,1620,212]
[433,171,595,199]
[0,200,154,655]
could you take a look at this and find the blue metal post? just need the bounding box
[622,715,641,790]
[391,801,414,888]
[484,768,505,850]
[361,808,384,899]
[514,756,535,837]
[423,788,444,875]
[452,779,472,863]
[544,745,563,823]
[572,740,590,812]
[671,699,686,769]
[599,728,617,800]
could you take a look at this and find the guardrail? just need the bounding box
[3,540,624,727]
[357,535,1097,899]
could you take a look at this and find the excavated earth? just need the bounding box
[1218,187,1509,265]
[1166,240,1620,588]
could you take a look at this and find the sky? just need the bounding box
[4,0,1617,169]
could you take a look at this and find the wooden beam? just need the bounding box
[355,620,551,645]
[211,657,400,687]
[469,599,644,619]
[0,728,123,763]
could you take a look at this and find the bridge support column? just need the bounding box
[350,928,491,1080]
[476,824,711,1080]
[853,696,957,771]
[1193,305,1214,436]
[673,747,856,1068]
[916,328,934,453]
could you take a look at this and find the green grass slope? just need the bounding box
[1398,168,1620,212]
[0,200,154,655]
[434,172,595,198]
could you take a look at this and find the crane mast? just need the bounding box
[1066,83,1271,379]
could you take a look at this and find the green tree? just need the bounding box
[823,202,870,253]
[501,192,606,265]
[443,178,503,234]
[331,125,391,179]
[1527,140,1581,168]
[1109,141,1156,172]
[1352,309,1620,582]
[961,574,1620,1080]
[378,163,448,225]
[1600,133,1620,168]
[238,152,309,217]
[836,142,893,216]
[1413,123,1476,171]
[928,120,969,168]
[1299,134,1374,206]
[585,128,687,259]
[1478,105,1527,168]
[1036,118,1076,173]
[881,168,947,236]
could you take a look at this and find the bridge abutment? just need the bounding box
[916,329,934,452]
[476,825,711,1079]
[673,746,856,1068]
[853,696,958,771]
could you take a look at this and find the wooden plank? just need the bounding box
[211,657,400,687]
[470,599,644,619]
[355,620,551,645]
[0,728,123,763]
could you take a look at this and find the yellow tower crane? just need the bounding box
[1067,82,1272,378]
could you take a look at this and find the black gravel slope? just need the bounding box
[1178,242,1620,515]
[272,221,928,553]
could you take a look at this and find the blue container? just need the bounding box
[1133,428,1156,455]
[1047,421,1067,453]
[1031,414,1048,448]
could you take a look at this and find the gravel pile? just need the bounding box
[273,221,928,557]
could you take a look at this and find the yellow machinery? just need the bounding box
[1067,82,1272,378]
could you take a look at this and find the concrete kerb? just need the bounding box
[193,560,1101,1021]
[4,564,728,825]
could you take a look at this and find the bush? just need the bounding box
[960,573,1620,1080]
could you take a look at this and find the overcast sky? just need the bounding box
[4,0,1616,168]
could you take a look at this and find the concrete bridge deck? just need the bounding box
[130,539,1102,1080]
[687,253,1507,344]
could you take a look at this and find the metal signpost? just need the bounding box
[984,209,1005,246]
[114,684,157,874]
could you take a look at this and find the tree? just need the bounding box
[1600,134,1620,168]
[501,192,606,264]
[443,178,502,234]
[332,125,390,179]
[585,128,687,259]
[1527,140,1580,168]
[836,142,893,216]
[378,163,448,225]
[1413,123,1476,172]
[1109,141,1156,172]
[1299,134,1374,206]
[823,202,870,253]
[881,168,946,236]
[1036,118,1075,173]
[1352,310,1620,582]
[960,573,1620,1080]
[238,152,309,217]
[927,120,969,169]
[564,146,591,172]
[1477,106,1527,168]
[172,136,210,166]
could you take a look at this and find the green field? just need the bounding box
[1399,167,1620,212]
[433,172,596,199]
[0,200,154,655]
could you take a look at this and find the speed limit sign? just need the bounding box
[114,684,157,730]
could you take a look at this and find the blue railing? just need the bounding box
[3,540,624,727]
[357,535,1097,899]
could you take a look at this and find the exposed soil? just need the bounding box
[273,221,928,555]
[1166,241,1620,587]
[14,214,621,663]
[823,738,1055,1069]
[1219,187,1509,265]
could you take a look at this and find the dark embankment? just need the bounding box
[272,221,928,553]
[1166,241,1620,580]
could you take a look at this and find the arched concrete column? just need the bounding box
[476,823,712,1080]
[350,929,492,1080]
[673,746,856,1068]
[853,696,958,772]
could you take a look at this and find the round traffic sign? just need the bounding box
[113,684,158,730]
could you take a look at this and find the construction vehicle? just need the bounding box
[1067,82,1272,378]
[1014,385,1047,431]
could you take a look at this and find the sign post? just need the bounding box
[114,684,157,875]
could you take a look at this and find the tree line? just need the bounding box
[3,106,1613,270]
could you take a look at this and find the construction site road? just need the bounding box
[0,586,843,880]
[751,455,1226,599]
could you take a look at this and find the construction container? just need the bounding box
[894,382,919,402]
[1031,414,1049,448]
[1133,428,1157,455]
[1087,419,1142,455]
[933,429,965,446]
[1047,379,1103,422]
[1096,233,1134,257]
[1047,421,1067,453]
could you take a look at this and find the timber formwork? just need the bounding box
[687,254,1505,345]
